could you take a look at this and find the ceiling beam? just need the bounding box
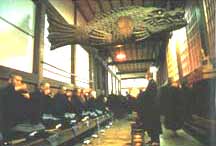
[121,76,146,80]
[116,69,148,75]
[86,0,95,15]
[108,59,155,65]
[96,0,104,12]
[73,0,77,25]
[74,0,89,22]
[108,0,114,9]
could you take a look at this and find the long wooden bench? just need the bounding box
[12,114,112,146]
[184,115,216,144]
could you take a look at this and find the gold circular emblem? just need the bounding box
[117,16,134,37]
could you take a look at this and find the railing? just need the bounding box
[41,61,93,85]
[184,115,216,145]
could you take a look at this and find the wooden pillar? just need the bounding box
[94,59,99,91]
[197,0,210,56]
[99,63,103,91]
[104,69,109,96]
[71,46,76,85]
[89,49,94,90]
[176,45,183,82]
[71,0,77,85]
[119,79,121,95]
[33,0,46,87]
[114,76,116,94]
[111,75,113,94]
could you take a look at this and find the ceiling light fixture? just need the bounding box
[115,51,126,61]
[116,44,123,48]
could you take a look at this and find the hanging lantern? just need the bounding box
[115,50,126,61]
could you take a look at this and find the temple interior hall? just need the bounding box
[0,0,215,146]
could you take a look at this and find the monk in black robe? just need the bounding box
[53,86,71,116]
[163,82,184,134]
[0,86,4,142]
[1,74,32,139]
[31,82,54,124]
[95,94,107,112]
[137,74,162,146]
[86,94,97,111]
[71,89,85,117]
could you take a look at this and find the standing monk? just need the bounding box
[137,73,162,146]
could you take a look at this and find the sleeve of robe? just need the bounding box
[0,89,4,132]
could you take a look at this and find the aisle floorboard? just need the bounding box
[74,119,205,146]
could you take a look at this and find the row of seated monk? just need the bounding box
[0,74,108,134]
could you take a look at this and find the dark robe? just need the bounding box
[86,97,97,111]
[53,93,71,116]
[0,87,4,132]
[127,94,136,113]
[71,95,85,116]
[107,94,119,113]
[1,85,32,129]
[137,79,162,134]
[163,85,184,130]
[180,85,193,121]
[31,90,54,123]
[95,95,107,111]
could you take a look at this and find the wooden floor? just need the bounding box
[74,119,205,146]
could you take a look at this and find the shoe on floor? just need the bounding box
[152,142,160,146]
[145,140,152,144]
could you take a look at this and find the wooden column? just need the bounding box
[176,45,183,82]
[119,79,121,95]
[104,68,109,96]
[113,77,116,94]
[111,75,113,94]
[197,0,210,56]
[94,59,99,91]
[71,0,77,85]
[89,48,95,90]
[71,46,76,85]
[33,0,46,87]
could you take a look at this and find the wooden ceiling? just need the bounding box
[75,0,185,22]
[74,0,185,79]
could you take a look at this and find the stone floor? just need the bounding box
[74,119,205,146]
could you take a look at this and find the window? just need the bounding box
[166,34,179,81]
[108,71,112,94]
[75,44,90,88]
[0,0,35,73]
[43,15,72,83]
[110,65,119,94]
[185,6,202,72]
[174,27,191,76]
[203,0,215,60]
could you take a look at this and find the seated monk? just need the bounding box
[53,86,71,116]
[1,74,32,130]
[31,82,54,124]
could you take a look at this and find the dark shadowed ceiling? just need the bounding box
[74,0,185,79]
